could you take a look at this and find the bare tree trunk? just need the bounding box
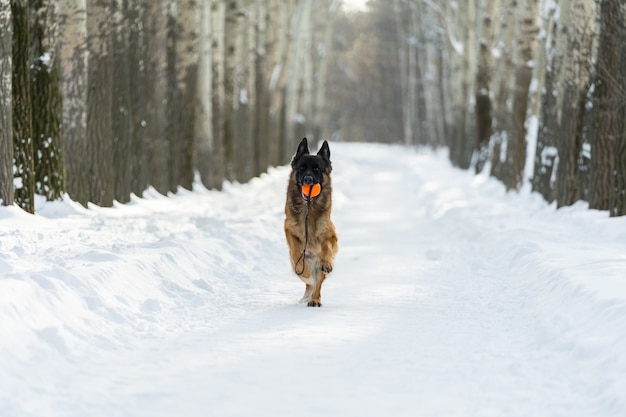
[254,0,269,173]
[300,0,314,140]
[312,0,338,142]
[393,0,412,146]
[588,0,619,210]
[609,1,626,217]
[0,0,13,206]
[474,0,498,173]
[554,0,596,207]
[233,0,255,182]
[612,5,626,217]
[441,0,476,167]
[531,0,559,202]
[267,0,291,165]
[128,0,147,197]
[112,0,132,203]
[410,1,428,145]
[490,0,516,179]
[195,0,212,188]
[86,0,114,206]
[167,0,198,191]
[30,0,64,202]
[222,0,241,180]
[285,0,311,151]
[58,0,88,206]
[144,0,169,194]
[12,0,35,213]
[460,0,476,168]
[164,0,177,192]
[503,0,539,191]
[208,0,225,189]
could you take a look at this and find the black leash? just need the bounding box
[294,197,311,275]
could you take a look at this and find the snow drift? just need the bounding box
[1,143,625,416]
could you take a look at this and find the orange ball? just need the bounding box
[301,183,321,198]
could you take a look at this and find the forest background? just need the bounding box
[0,0,625,216]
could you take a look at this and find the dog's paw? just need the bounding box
[320,261,333,274]
[307,300,322,307]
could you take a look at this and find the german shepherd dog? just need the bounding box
[284,138,338,307]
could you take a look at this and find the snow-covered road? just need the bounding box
[1,143,625,416]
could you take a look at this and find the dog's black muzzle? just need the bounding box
[301,175,315,185]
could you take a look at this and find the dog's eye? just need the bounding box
[313,166,320,173]
[299,166,306,172]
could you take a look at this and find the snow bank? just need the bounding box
[1,143,625,416]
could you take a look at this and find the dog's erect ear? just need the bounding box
[291,137,310,168]
[317,140,331,165]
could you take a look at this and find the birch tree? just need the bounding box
[266,0,292,165]
[531,0,559,202]
[489,0,516,179]
[58,0,88,206]
[222,0,240,180]
[442,0,476,168]
[233,0,255,182]
[127,0,147,197]
[86,0,113,206]
[588,0,620,210]
[474,0,499,173]
[195,0,213,189]
[284,0,312,153]
[112,0,132,203]
[393,0,414,147]
[208,0,225,189]
[0,0,12,206]
[253,0,269,173]
[171,0,199,191]
[12,0,35,213]
[30,0,64,201]
[312,0,338,143]
[554,0,596,207]
[143,0,169,195]
[502,0,539,191]
[612,5,626,217]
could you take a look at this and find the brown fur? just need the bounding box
[284,139,338,307]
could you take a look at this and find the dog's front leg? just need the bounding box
[318,230,338,274]
[285,231,311,278]
[308,269,325,307]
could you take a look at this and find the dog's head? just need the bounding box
[291,137,332,201]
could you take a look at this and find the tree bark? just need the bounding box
[393,0,412,147]
[12,0,35,213]
[112,0,132,203]
[128,0,147,197]
[531,0,559,202]
[86,0,114,206]
[233,0,254,183]
[195,0,213,189]
[222,0,240,180]
[30,0,65,202]
[169,0,198,191]
[0,0,13,206]
[143,0,169,195]
[58,0,88,206]
[312,0,338,143]
[490,0,516,180]
[554,0,596,208]
[503,0,539,191]
[609,1,626,216]
[474,0,499,173]
[284,0,311,153]
[588,0,619,210]
[208,0,225,189]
